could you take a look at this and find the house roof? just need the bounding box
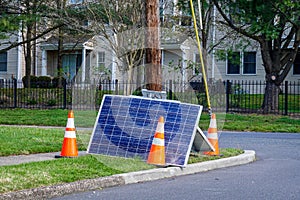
[40,31,192,52]
[40,35,94,50]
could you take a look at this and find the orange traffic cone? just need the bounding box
[204,113,220,156]
[147,116,165,166]
[55,110,78,158]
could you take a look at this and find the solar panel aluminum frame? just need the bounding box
[87,94,203,167]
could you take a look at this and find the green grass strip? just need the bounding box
[0,127,88,156]
[0,155,122,193]
[0,109,300,132]
[0,148,241,194]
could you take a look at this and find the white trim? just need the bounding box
[17,29,22,80]
[81,47,86,82]
[112,53,116,82]
[212,6,216,79]
[41,50,47,76]
[182,51,187,82]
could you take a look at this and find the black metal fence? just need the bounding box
[0,79,299,116]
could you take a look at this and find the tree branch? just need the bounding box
[0,24,64,53]
[212,0,262,43]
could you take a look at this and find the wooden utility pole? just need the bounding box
[145,0,162,91]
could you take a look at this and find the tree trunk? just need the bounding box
[145,0,162,91]
[24,24,32,88]
[126,65,134,95]
[262,80,280,114]
[57,27,63,87]
[57,0,65,88]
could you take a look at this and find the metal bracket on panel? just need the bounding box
[142,89,167,100]
[192,127,215,152]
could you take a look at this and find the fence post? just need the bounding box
[13,78,17,108]
[108,79,111,92]
[115,79,119,95]
[168,80,173,100]
[63,81,67,109]
[284,81,288,115]
[226,80,230,112]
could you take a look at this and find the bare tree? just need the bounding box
[71,0,146,95]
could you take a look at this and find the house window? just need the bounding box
[227,52,240,75]
[293,52,300,75]
[97,52,105,68]
[243,52,256,74]
[0,52,7,72]
[227,51,256,75]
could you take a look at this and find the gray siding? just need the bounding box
[0,36,23,79]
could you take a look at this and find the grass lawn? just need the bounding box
[0,124,243,194]
[0,108,298,194]
[0,155,151,193]
[0,109,299,132]
[0,148,241,194]
[0,127,89,156]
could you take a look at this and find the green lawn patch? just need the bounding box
[0,109,298,194]
[199,113,300,133]
[189,148,244,164]
[0,148,242,194]
[0,109,300,132]
[0,127,89,156]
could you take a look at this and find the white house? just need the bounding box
[1,0,299,88]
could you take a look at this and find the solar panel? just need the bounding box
[87,94,203,167]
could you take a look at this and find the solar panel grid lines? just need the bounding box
[87,94,203,167]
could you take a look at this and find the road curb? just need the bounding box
[0,150,255,200]
[121,150,256,184]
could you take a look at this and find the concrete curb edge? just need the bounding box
[0,150,256,200]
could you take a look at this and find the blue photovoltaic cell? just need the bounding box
[87,95,202,167]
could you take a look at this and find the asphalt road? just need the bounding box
[52,131,300,200]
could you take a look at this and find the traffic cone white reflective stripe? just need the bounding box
[64,130,77,138]
[207,131,218,140]
[156,119,164,134]
[66,111,75,130]
[209,115,217,128]
[151,133,165,147]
